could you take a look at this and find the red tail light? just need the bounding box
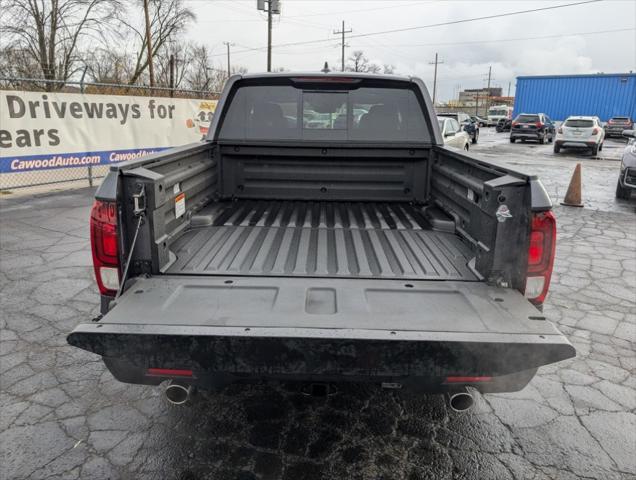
[90,200,120,296]
[291,77,361,84]
[524,211,556,306]
[592,127,599,135]
[608,119,614,124]
[512,122,518,127]
[535,122,543,129]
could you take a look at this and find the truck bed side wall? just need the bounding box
[431,146,531,289]
[116,142,218,274]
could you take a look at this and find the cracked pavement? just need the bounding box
[1,131,635,479]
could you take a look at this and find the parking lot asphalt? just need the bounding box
[1,130,635,480]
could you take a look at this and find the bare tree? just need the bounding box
[121,0,195,85]
[383,64,396,75]
[367,63,381,74]
[0,0,121,89]
[184,44,215,90]
[345,50,368,73]
[0,45,42,78]
[155,42,192,89]
[345,50,382,74]
[85,48,133,84]
[184,44,246,93]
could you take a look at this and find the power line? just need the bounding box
[355,27,635,48]
[350,27,634,64]
[348,0,602,41]
[282,1,429,18]
[208,0,603,57]
[226,27,634,74]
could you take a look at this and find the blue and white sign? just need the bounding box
[0,90,217,173]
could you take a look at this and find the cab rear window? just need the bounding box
[218,84,430,142]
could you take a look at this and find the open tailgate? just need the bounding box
[68,276,574,382]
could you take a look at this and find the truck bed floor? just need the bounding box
[166,200,477,281]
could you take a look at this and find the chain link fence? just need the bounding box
[0,77,220,192]
[0,164,110,192]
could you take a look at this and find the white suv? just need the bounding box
[554,116,605,155]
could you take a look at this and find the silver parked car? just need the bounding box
[437,116,471,151]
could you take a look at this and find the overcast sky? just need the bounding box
[184,0,636,101]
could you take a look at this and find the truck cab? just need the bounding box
[487,105,514,126]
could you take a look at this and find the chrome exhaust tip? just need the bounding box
[447,388,475,412]
[165,381,192,405]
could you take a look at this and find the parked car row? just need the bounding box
[489,111,633,200]
[501,112,618,156]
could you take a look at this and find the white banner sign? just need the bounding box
[0,90,217,173]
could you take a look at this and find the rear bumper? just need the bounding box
[555,140,596,149]
[511,131,542,140]
[605,127,631,136]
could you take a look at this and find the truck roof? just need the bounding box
[232,71,417,83]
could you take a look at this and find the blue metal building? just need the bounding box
[513,73,636,121]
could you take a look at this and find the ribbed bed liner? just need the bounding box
[166,200,477,280]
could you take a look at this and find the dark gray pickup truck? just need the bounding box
[68,73,574,409]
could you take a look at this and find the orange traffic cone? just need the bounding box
[561,163,584,207]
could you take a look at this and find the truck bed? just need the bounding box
[166,200,478,281]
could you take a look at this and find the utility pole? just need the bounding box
[428,53,443,106]
[258,0,280,72]
[169,54,175,97]
[267,5,272,72]
[486,65,492,110]
[334,21,352,72]
[223,42,234,78]
[143,0,155,87]
[507,81,511,97]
